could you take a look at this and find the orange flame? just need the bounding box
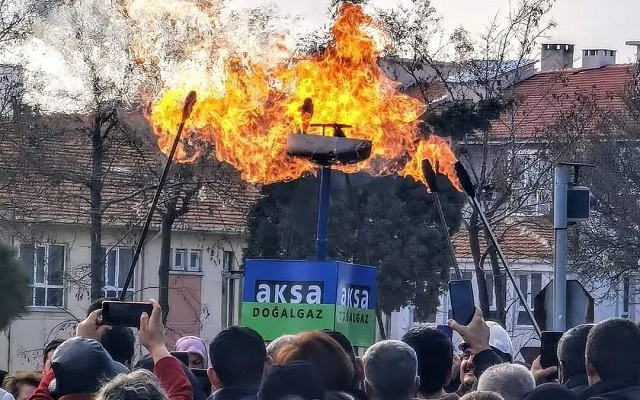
[148,3,461,190]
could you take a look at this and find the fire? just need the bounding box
[147,3,461,190]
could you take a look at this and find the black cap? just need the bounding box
[258,361,324,400]
[49,337,128,396]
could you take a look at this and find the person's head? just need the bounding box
[50,337,129,397]
[87,298,117,315]
[208,326,267,389]
[586,318,640,385]
[258,361,324,400]
[460,322,513,363]
[87,299,135,368]
[175,336,209,369]
[477,363,535,400]
[401,326,453,397]
[557,324,593,383]
[266,335,296,359]
[274,331,354,392]
[521,383,577,400]
[43,339,65,372]
[362,340,418,400]
[134,354,208,400]
[2,371,41,400]
[322,330,363,389]
[96,369,167,400]
[461,392,505,400]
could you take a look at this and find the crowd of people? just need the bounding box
[1,299,640,400]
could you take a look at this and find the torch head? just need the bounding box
[421,159,439,192]
[182,91,197,122]
[454,161,476,198]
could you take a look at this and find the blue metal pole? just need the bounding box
[554,165,569,331]
[316,166,332,261]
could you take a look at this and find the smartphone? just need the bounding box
[449,280,475,326]
[170,351,190,367]
[437,324,453,341]
[191,369,212,397]
[540,331,564,371]
[101,301,153,328]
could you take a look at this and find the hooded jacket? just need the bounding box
[0,388,15,400]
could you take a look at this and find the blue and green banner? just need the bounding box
[335,262,377,347]
[241,260,376,347]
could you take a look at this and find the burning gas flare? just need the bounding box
[146,3,461,190]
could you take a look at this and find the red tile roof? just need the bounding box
[452,218,554,261]
[0,116,258,234]
[491,64,634,138]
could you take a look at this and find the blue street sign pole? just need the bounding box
[316,166,332,261]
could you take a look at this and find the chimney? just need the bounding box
[541,44,575,72]
[581,49,616,69]
[626,41,640,61]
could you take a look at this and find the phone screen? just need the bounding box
[449,280,475,326]
[436,325,453,340]
[540,331,564,370]
[101,301,153,328]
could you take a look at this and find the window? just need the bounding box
[223,251,235,271]
[173,249,186,271]
[20,244,65,307]
[414,307,437,324]
[486,273,496,310]
[511,151,550,216]
[102,247,134,300]
[188,249,202,272]
[517,273,543,325]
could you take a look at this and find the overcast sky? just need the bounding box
[255,0,640,66]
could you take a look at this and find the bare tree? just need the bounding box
[378,0,572,324]
[564,64,640,293]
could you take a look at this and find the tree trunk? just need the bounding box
[375,305,387,340]
[90,118,104,301]
[159,211,174,325]
[468,209,490,316]
[489,248,507,325]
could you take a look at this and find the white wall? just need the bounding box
[0,222,247,371]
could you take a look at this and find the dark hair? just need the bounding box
[402,326,453,396]
[322,330,359,388]
[275,331,354,391]
[209,326,267,387]
[3,371,42,398]
[87,298,118,315]
[586,319,640,381]
[86,298,135,366]
[558,324,593,380]
[43,339,65,364]
[102,326,136,366]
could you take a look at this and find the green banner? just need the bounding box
[334,305,376,347]
[241,302,336,340]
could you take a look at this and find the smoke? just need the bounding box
[123,0,301,95]
[6,0,307,113]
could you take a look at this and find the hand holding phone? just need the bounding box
[449,280,475,326]
[101,301,153,328]
[540,331,563,369]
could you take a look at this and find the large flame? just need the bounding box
[147,3,461,190]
